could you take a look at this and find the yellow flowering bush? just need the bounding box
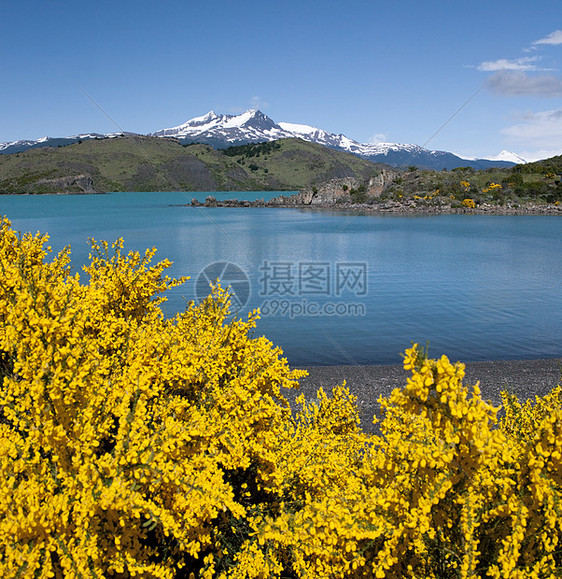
[501,385,562,450]
[462,198,476,209]
[483,183,502,194]
[0,217,307,578]
[1,217,561,577]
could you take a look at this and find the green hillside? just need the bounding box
[387,162,562,205]
[2,135,560,206]
[0,136,382,194]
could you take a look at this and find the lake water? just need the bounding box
[1,191,561,366]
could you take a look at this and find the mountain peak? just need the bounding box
[1,109,525,169]
[491,150,528,164]
[187,110,222,126]
[144,110,523,168]
[225,109,278,131]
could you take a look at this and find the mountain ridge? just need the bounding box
[149,109,522,170]
[1,109,525,170]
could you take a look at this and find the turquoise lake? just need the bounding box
[1,191,561,366]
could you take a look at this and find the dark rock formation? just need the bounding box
[35,174,98,194]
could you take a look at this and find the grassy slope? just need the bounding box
[0,137,256,193]
[1,135,559,203]
[0,136,381,194]
[221,139,383,190]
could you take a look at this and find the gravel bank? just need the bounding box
[290,358,562,434]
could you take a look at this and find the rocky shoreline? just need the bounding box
[186,174,562,214]
[292,358,562,434]
[189,194,562,215]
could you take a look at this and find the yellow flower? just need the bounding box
[1,216,561,578]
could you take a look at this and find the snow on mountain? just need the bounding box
[151,111,225,137]
[148,110,520,169]
[0,109,526,169]
[73,133,107,139]
[458,150,528,164]
[0,139,36,152]
[277,121,350,147]
[0,132,133,155]
[0,134,108,152]
[277,121,323,137]
[150,110,454,163]
[151,109,287,141]
[489,150,528,164]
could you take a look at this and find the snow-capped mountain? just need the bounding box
[152,110,281,139]
[0,132,135,155]
[149,110,523,170]
[1,109,527,169]
[489,150,528,165]
[151,109,424,155]
[0,139,41,154]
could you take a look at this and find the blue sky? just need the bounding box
[1,0,561,161]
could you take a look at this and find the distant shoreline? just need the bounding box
[188,195,562,215]
[2,190,560,215]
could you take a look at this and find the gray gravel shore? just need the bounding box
[291,358,562,433]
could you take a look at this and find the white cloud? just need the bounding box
[486,71,562,97]
[502,109,562,160]
[368,133,387,144]
[250,96,269,110]
[226,96,269,115]
[518,148,562,162]
[533,30,562,46]
[477,56,540,72]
